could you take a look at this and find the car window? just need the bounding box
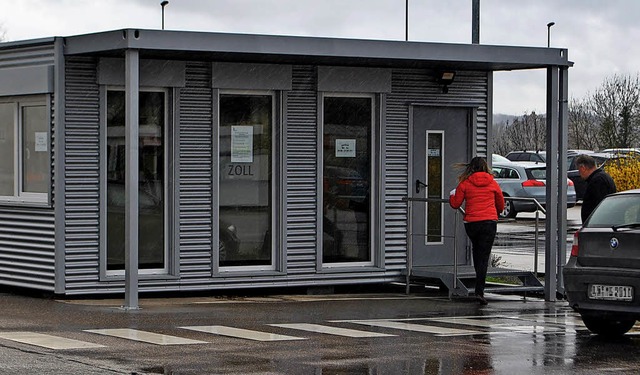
[567,156,575,170]
[526,168,546,180]
[492,166,519,179]
[586,195,640,227]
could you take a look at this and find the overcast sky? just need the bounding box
[1,0,639,115]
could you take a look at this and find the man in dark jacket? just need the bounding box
[576,154,617,223]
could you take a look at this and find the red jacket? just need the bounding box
[449,172,505,222]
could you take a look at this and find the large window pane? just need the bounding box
[219,94,272,267]
[22,105,48,194]
[106,90,166,271]
[0,103,14,196]
[323,96,372,263]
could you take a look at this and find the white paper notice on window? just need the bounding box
[35,132,48,152]
[231,125,253,163]
[335,139,356,158]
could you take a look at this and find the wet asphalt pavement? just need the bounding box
[2,283,640,374]
[2,205,640,374]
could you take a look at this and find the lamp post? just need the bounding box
[547,21,555,47]
[161,1,169,30]
[405,0,409,41]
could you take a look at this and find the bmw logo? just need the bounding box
[610,237,619,249]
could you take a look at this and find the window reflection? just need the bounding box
[22,106,48,194]
[426,133,443,243]
[0,103,15,196]
[106,90,166,271]
[219,94,273,267]
[323,96,372,263]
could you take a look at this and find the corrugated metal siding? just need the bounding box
[384,69,489,270]
[0,208,56,290]
[177,62,213,280]
[0,43,56,291]
[56,61,487,295]
[284,66,318,275]
[62,57,102,292]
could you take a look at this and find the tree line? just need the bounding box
[493,73,640,155]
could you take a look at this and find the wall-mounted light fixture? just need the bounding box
[437,71,456,93]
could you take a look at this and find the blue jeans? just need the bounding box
[464,220,498,296]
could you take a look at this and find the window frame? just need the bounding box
[102,86,171,277]
[216,89,278,273]
[0,95,51,206]
[319,92,376,268]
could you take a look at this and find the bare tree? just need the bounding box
[503,111,546,151]
[568,98,601,150]
[590,74,640,148]
[492,119,512,155]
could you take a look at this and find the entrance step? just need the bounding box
[409,265,544,297]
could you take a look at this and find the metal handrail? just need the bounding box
[402,195,545,294]
[402,197,465,294]
[502,196,545,278]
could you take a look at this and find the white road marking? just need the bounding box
[180,325,306,341]
[269,323,395,338]
[344,320,483,336]
[84,328,206,345]
[0,332,105,350]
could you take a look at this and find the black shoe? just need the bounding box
[476,295,488,305]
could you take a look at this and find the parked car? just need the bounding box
[564,189,640,336]
[323,165,369,210]
[567,152,619,200]
[601,147,640,157]
[492,154,511,163]
[492,161,576,218]
[505,150,547,163]
[506,149,593,164]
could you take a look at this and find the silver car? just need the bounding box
[564,189,640,336]
[492,161,577,218]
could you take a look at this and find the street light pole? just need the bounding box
[161,1,169,30]
[405,0,409,41]
[547,21,555,47]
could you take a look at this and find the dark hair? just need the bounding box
[457,156,490,183]
[575,154,596,169]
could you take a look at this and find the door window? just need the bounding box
[425,132,443,243]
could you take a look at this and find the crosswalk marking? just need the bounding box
[0,312,586,350]
[341,320,483,336]
[180,325,306,341]
[0,332,105,350]
[84,328,207,345]
[269,323,395,338]
[426,316,530,329]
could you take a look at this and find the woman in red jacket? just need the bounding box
[449,157,505,305]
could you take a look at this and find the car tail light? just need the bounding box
[522,179,545,187]
[570,230,579,256]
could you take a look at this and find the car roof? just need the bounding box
[493,161,546,169]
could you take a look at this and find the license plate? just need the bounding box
[588,284,633,301]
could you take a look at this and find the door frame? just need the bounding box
[407,104,478,269]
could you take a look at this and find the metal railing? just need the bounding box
[402,196,545,294]
[502,197,546,278]
[402,197,464,295]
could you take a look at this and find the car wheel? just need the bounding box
[500,196,517,219]
[581,314,636,336]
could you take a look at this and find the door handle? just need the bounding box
[416,179,428,194]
